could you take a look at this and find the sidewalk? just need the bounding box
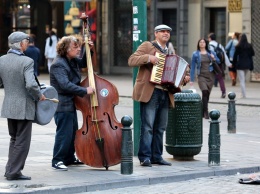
[0,74,259,194]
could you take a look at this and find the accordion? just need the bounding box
[150,52,189,88]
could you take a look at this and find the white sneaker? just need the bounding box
[52,161,68,171]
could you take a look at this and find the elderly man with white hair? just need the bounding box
[0,31,45,180]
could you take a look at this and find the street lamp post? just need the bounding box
[132,0,147,155]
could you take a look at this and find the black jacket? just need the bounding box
[233,45,255,70]
[50,53,87,112]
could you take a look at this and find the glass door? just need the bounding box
[208,8,226,46]
[16,1,31,34]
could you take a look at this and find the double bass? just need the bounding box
[74,13,122,170]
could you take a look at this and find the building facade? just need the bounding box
[0,0,259,81]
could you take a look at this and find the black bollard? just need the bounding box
[121,115,133,175]
[208,109,221,166]
[227,92,236,133]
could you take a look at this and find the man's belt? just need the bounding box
[154,85,168,91]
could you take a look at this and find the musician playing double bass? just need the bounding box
[50,35,95,171]
[128,24,190,167]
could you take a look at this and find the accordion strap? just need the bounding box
[150,41,167,54]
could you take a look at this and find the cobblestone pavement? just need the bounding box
[82,173,259,194]
[119,96,260,119]
[0,74,259,193]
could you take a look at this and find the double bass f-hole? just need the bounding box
[82,112,119,136]
[74,13,122,170]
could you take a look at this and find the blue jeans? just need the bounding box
[52,111,78,166]
[138,88,169,162]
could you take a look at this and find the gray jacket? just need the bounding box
[0,52,42,120]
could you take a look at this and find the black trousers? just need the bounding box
[5,119,32,178]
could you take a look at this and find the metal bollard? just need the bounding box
[208,109,221,166]
[121,115,133,175]
[227,92,236,133]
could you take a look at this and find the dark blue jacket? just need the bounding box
[24,45,41,76]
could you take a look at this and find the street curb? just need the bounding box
[209,101,260,107]
[1,166,259,194]
[119,95,260,107]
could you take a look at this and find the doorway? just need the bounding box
[207,8,226,46]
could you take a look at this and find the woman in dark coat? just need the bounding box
[233,33,255,98]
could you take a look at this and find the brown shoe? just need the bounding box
[232,79,236,86]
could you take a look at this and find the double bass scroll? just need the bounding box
[74,13,122,170]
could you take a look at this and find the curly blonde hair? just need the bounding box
[56,35,83,56]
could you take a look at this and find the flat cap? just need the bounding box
[154,24,172,32]
[8,31,29,44]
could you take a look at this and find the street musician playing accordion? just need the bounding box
[128,24,190,168]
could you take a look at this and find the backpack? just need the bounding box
[211,43,225,64]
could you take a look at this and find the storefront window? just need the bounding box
[16,1,31,34]
[113,0,132,67]
[64,0,96,39]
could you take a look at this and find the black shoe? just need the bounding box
[140,159,152,167]
[6,174,31,181]
[204,111,209,119]
[67,159,84,166]
[151,159,172,166]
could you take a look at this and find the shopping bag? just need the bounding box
[69,1,79,16]
[65,23,74,35]
[71,19,81,27]
[64,12,73,21]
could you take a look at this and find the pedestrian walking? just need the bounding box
[233,33,255,98]
[128,24,190,167]
[208,32,232,98]
[45,28,58,72]
[50,35,94,171]
[190,38,220,119]
[24,34,41,76]
[0,31,45,180]
[225,32,240,86]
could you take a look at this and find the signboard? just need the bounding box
[228,0,242,12]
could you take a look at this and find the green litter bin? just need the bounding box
[165,91,203,160]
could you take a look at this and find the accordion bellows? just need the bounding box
[150,53,189,88]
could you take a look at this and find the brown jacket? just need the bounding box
[128,41,175,107]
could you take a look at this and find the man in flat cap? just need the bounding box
[128,24,190,167]
[0,31,45,180]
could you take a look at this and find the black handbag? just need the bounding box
[211,61,222,75]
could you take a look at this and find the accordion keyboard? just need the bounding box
[150,52,166,84]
